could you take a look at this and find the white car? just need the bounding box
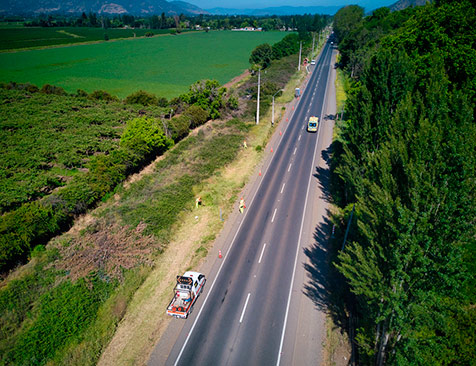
[311,60,316,65]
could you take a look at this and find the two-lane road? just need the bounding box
[151,41,336,366]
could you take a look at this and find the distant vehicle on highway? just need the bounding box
[166,271,206,319]
[307,116,318,132]
[311,59,316,65]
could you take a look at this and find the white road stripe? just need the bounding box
[239,293,251,323]
[276,43,332,366]
[258,243,266,264]
[294,147,297,155]
[281,183,285,194]
[298,134,301,141]
[271,208,277,223]
[288,163,292,172]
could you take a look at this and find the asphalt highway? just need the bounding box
[151,40,335,366]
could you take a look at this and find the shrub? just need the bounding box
[89,90,118,102]
[40,84,66,96]
[120,117,174,155]
[184,105,209,129]
[76,89,88,98]
[166,115,191,141]
[124,90,158,106]
[157,96,168,107]
[181,80,226,119]
[227,95,239,110]
[145,32,154,37]
[249,43,273,69]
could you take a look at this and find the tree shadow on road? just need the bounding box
[313,145,333,204]
[304,139,356,364]
[302,213,348,329]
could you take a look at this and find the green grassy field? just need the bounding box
[0,31,287,98]
[0,27,176,51]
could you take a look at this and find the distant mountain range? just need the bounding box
[0,0,431,17]
[206,6,341,16]
[0,0,208,16]
[388,0,431,12]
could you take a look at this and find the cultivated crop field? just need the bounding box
[0,31,287,98]
[0,26,173,51]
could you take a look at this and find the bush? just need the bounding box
[145,32,154,37]
[76,89,88,97]
[227,95,239,110]
[124,90,158,106]
[89,90,118,102]
[249,43,273,69]
[166,115,191,141]
[40,84,66,96]
[0,202,65,272]
[157,96,168,107]
[120,117,174,156]
[181,80,226,119]
[184,105,209,129]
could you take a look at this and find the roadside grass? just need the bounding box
[324,314,351,366]
[0,31,288,98]
[335,65,348,116]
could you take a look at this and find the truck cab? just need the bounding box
[307,116,319,132]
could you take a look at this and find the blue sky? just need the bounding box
[187,0,396,11]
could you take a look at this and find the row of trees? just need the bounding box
[332,1,475,365]
[19,13,331,32]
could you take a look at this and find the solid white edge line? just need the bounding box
[258,243,267,264]
[239,293,251,323]
[281,183,286,194]
[276,44,332,366]
[271,208,277,223]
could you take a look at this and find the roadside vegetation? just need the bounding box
[329,1,476,364]
[0,16,330,365]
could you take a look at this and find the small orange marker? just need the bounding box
[218,250,222,259]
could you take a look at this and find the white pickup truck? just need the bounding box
[166,271,206,319]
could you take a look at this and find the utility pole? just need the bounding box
[298,41,302,71]
[311,33,315,59]
[256,68,261,125]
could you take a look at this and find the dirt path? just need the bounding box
[223,69,250,89]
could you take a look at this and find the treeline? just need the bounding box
[249,26,324,70]
[14,12,330,32]
[0,80,233,273]
[331,1,475,365]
